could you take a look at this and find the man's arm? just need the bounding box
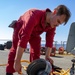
[45,28,56,64]
[45,47,51,58]
[14,46,25,73]
[45,47,53,64]
[15,46,25,62]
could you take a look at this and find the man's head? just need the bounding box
[46,5,71,28]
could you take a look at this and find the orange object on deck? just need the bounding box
[50,46,56,56]
[58,47,64,54]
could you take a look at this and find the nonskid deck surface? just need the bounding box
[0,50,74,75]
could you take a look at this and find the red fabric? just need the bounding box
[6,8,56,73]
[29,36,41,62]
[6,51,16,73]
[18,8,56,48]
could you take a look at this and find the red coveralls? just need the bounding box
[6,8,56,73]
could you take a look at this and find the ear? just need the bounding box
[53,10,57,15]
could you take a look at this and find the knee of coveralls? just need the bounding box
[6,47,16,73]
[6,61,15,73]
[6,46,18,73]
[30,46,34,62]
[29,36,41,62]
[6,38,19,73]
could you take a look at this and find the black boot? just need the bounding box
[6,73,13,75]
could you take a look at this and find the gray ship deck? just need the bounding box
[0,50,74,75]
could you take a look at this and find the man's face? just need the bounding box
[50,14,66,28]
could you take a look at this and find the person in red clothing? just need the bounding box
[6,5,71,75]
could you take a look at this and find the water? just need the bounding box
[27,44,66,50]
[41,44,66,50]
[0,40,67,50]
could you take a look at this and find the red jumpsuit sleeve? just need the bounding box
[18,12,36,48]
[45,28,56,48]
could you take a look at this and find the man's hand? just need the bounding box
[45,57,54,64]
[14,46,25,73]
[14,60,21,73]
[45,47,54,64]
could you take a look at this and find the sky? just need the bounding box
[0,0,75,44]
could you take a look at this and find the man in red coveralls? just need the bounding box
[6,5,71,75]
